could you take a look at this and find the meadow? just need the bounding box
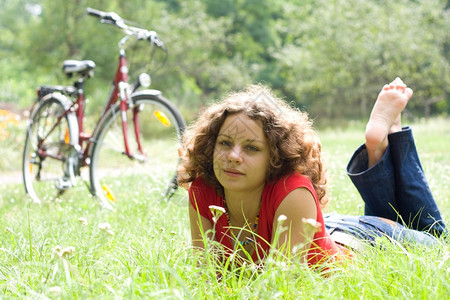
[0,117,448,298]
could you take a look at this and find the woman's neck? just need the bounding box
[224,186,264,226]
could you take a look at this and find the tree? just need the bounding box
[1,0,447,121]
[272,0,449,119]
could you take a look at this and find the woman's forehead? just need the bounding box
[218,113,265,141]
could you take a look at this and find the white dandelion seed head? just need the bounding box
[301,217,322,236]
[277,215,287,223]
[61,246,75,257]
[209,205,226,223]
[48,286,62,294]
[53,245,62,254]
[78,217,88,226]
[209,205,226,214]
[98,222,112,231]
[302,218,321,228]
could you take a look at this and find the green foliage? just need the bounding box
[0,0,448,121]
[273,0,449,119]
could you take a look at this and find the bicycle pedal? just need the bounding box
[132,153,147,163]
[164,176,179,200]
[55,178,73,191]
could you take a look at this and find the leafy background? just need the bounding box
[1,0,449,123]
[0,1,449,297]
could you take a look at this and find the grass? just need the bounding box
[0,117,449,298]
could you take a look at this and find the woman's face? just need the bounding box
[213,113,270,195]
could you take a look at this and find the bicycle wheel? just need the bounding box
[89,92,186,208]
[23,97,78,203]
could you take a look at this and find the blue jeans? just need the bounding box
[325,127,446,247]
[324,213,438,247]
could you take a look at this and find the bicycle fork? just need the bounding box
[118,82,146,163]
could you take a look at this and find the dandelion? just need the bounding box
[48,286,62,294]
[61,247,75,257]
[53,245,75,258]
[302,217,322,238]
[209,205,226,224]
[78,217,88,226]
[99,222,114,235]
[277,214,287,223]
[53,245,63,257]
[98,222,111,231]
[51,245,75,285]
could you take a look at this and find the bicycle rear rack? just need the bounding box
[37,85,77,98]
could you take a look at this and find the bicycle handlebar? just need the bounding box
[86,7,166,51]
[86,7,118,21]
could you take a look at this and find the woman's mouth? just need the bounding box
[224,168,244,177]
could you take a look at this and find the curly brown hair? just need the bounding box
[178,84,328,206]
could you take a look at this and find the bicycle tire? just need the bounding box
[23,96,78,203]
[89,91,186,209]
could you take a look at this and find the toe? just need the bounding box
[405,87,413,98]
[395,83,406,92]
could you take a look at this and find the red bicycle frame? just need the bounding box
[70,49,142,167]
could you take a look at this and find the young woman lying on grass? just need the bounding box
[178,78,447,266]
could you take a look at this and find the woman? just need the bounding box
[178,78,446,266]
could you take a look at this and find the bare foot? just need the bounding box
[365,77,413,167]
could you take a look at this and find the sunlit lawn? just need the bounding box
[0,118,448,298]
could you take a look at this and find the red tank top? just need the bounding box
[189,172,349,266]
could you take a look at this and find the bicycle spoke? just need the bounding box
[23,8,184,208]
[90,94,186,208]
[23,99,75,203]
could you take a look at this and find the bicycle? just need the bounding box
[22,7,186,209]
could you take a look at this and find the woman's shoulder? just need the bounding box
[263,172,317,208]
[188,176,217,200]
[190,176,209,189]
[267,172,315,194]
[260,172,319,230]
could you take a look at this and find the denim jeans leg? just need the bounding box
[324,213,438,247]
[388,127,446,236]
[347,143,400,222]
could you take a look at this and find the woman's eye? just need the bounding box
[246,145,259,152]
[218,140,232,147]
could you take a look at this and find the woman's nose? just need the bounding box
[227,146,242,163]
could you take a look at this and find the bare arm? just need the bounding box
[272,188,318,261]
[189,201,214,249]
